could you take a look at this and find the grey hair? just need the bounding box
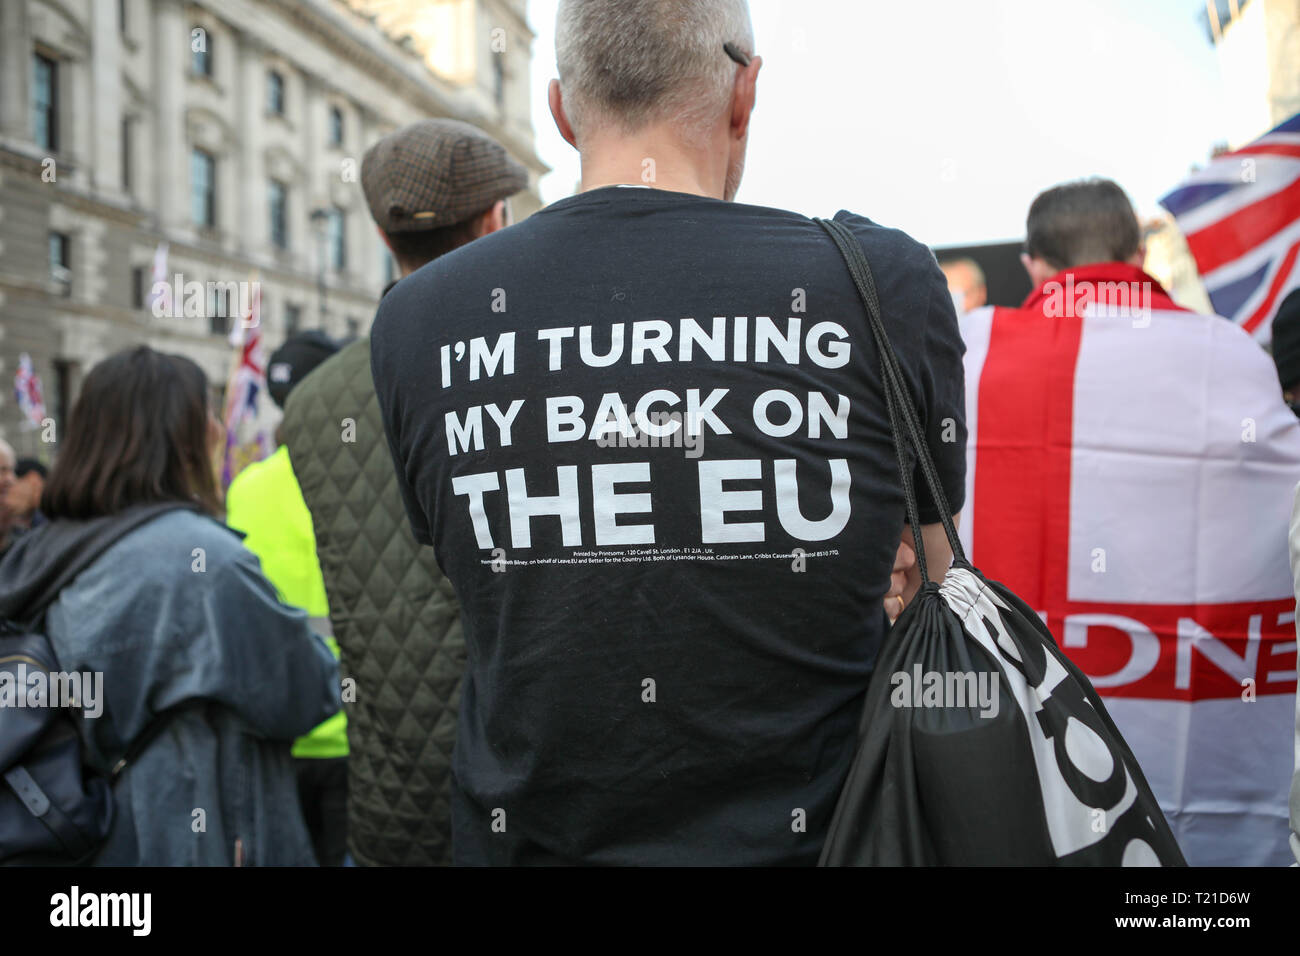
[556,0,754,145]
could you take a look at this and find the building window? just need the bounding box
[269,179,288,250]
[191,27,211,77]
[49,232,70,293]
[32,54,58,152]
[267,70,285,116]
[493,55,506,110]
[53,359,75,439]
[209,285,232,336]
[121,116,133,193]
[346,317,360,338]
[191,147,216,228]
[285,303,301,335]
[327,206,346,271]
[328,106,343,147]
[131,265,146,309]
[119,0,128,35]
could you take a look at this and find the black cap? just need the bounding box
[1272,288,1300,393]
[14,459,47,480]
[267,331,341,408]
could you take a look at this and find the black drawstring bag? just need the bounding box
[814,218,1186,866]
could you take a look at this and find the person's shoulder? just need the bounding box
[397,221,526,292]
[226,449,285,500]
[1143,299,1265,355]
[285,338,371,414]
[1194,307,1283,375]
[111,509,248,570]
[291,338,369,402]
[831,209,941,275]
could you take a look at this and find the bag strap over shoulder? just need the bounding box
[20,501,201,628]
[108,699,212,782]
[813,217,966,583]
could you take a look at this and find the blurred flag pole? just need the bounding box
[221,271,265,488]
[146,241,170,315]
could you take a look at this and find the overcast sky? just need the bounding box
[526,0,1234,247]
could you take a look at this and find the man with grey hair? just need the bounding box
[371,0,966,865]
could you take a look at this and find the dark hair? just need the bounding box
[1271,288,1300,392]
[382,207,492,274]
[266,330,340,409]
[42,346,220,520]
[1025,178,1141,271]
[14,458,47,480]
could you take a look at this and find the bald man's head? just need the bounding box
[940,258,987,315]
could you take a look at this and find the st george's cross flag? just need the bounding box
[1160,113,1300,345]
[959,263,1300,866]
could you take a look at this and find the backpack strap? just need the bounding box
[813,217,967,582]
[108,700,212,781]
[2,764,100,860]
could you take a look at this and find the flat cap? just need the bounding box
[361,119,528,233]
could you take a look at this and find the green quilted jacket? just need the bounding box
[281,337,465,866]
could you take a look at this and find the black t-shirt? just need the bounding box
[370,186,966,865]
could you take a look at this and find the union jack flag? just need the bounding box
[221,280,269,486]
[13,352,45,430]
[1159,112,1300,344]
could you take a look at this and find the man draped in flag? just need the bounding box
[221,277,271,487]
[960,178,1300,866]
[1159,113,1300,345]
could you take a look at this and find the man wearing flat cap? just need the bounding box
[362,118,528,288]
[278,119,528,866]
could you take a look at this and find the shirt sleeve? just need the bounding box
[369,309,434,546]
[833,212,967,526]
[193,547,341,741]
[908,251,968,525]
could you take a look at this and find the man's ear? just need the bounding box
[730,55,762,141]
[1022,254,1059,288]
[549,79,578,149]
[377,225,395,254]
[1127,243,1147,269]
[479,200,507,237]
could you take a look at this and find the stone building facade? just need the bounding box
[0,0,545,460]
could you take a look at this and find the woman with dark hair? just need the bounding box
[0,346,339,865]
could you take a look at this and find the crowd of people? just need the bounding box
[0,442,48,556]
[1,0,1298,867]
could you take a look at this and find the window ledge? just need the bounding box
[188,73,224,96]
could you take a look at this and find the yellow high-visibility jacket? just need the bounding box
[227,444,347,759]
